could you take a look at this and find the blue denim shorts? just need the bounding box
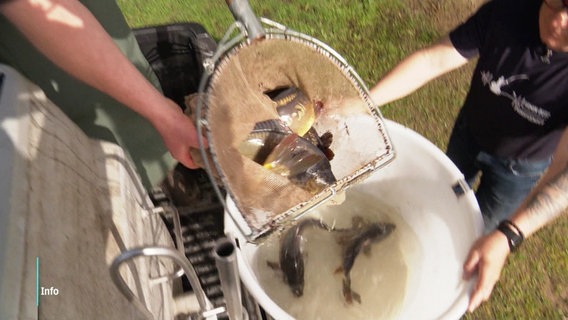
[473,152,551,232]
[446,113,551,232]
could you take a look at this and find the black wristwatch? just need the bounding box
[497,220,524,251]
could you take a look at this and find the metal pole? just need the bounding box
[225,0,265,42]
[110,246,215,317]
[213,238,245,320]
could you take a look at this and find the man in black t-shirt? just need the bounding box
[370,0,568,313]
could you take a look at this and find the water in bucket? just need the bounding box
[252,190,422,320]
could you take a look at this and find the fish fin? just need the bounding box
[334,266,343,274]
[342,278,353,305]
[266,261,280,270]
[351,216,366,228]
[352,291,362,304]
[335,232,352,246]
[342,277,361,305]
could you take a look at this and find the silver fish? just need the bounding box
[238,119,292,164]
[263,134,325,177]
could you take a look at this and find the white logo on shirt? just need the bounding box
[481,71,550,125]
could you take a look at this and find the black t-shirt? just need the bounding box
[450,0,568,160]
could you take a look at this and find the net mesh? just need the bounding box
[191,33,394,241]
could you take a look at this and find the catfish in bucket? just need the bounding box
[335,217,396,304]
[267,218,332,297]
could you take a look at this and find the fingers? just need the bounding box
[462,247,487,312]
[468,287,489,312]
[197,132,209,149]
[463,249,480,280]
[175,150,198,169]
[165,138,200,170]
[154,98,209,169]
[175,144,212,170]
[468,257,501,313]
[467,260,494,312]
[463,232,510,313]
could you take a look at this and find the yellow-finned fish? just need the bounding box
[237,119,292,164]
[271,86,323,136]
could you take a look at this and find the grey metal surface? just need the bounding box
[110,246,216,318]
[213,238,245,320]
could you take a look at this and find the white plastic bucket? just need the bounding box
[224,119,483,320]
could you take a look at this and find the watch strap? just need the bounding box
[497,220,524,251]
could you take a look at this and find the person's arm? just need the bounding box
[511,128,568,236]
[0,0,202,168]
[369,35,470,106]
[463,127,568,312]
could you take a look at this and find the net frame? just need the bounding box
[195,18,395,242]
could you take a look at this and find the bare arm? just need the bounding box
[369,35,470,106]
[0,0,202,168]
[464,128,568,312]
[511,128,568,237]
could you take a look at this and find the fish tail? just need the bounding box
[352,291,362,304]
[266,261,280,270]
[342,277,362,305]
[317,219,333,231]
[301,218,333,232]
[342,278,353,304]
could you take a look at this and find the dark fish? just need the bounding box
[264,133,337,194]
[303,127,335,161]
[288,154,336,194]
[263,133,326,177]
[267,218,332,297]
[335,220,396,304]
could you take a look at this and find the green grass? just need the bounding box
[118,0,568,319]
[117,0,450,146]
